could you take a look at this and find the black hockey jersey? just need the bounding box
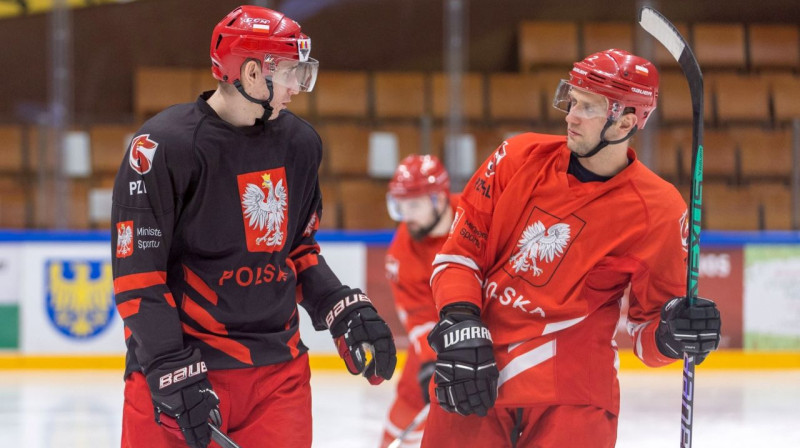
[112,92,351,378]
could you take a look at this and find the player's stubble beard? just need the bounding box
[566,132,600,157]
[408,208,441,241]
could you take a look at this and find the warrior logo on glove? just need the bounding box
[443,325,493,348]
[428,305,499,417]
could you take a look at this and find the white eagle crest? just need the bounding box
[509,221,571,276]
[117,223,133,257]
[242,173,288,246]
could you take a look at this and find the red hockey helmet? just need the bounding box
[210,5,318,91]
[387,155,450,222]
[388,155,450,198]
[553,49,659,128]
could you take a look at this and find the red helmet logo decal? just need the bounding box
[297,38,311,62]
[129,134,159,175]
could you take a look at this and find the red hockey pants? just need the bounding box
[121,353,312,448]
[421,400,617,448]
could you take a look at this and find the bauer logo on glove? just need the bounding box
[327,291,397,385]
[325,293,372,328]
[158,361,208,389]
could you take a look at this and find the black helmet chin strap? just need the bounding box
[573,119,638,159]
[233,77,275,121]
[409,196,449,241]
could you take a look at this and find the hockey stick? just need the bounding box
[387,404,430,448]
[638,7,704,448]
[210,423,242,448]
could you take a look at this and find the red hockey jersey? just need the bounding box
[385,196,459,362]
[431,133,687,414]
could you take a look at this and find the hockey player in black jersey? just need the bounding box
[113,6,397,448]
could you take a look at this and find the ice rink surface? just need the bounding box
[0,368,797,447]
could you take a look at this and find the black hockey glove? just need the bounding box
[417,361,436,405]
[427,304,498,417]
[327,292,397,385]
[146,347,221,448]
[656,296,721,365]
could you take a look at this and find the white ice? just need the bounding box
[0,369,797,447]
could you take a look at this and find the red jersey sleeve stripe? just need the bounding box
[181,322,253,366]
[181,295,228,336]
[164,292,176,308]
[116,298,141,319]
[285,308,297,330]
[113,271,167,294]
[289,243,320,259]
[285,309,300,358]
[286,258,298,279]
[124,326,132,340]
[182,265,218,305]
[287,327,301,358]
[293,252,319,274]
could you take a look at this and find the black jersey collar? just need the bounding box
[197,91,272,136]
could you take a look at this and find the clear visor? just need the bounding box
[263,56,319,93]
[552,80,624,121]
[386,193,437,222]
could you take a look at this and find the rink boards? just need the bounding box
[0,230,798,369]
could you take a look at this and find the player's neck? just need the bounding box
[428,204,454,238]
[207,89,262,127]
[577,143,629,177]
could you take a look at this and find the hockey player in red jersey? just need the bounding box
[420,49,721,447]
[113,6,396,448]
[379,155,456,447]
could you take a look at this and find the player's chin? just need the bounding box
[566,138,580,153]
[406,223,425,234]
[567,140,591,156]
[268,105,286,120]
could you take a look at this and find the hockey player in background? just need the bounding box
[112,6,396,448]
[421,49,721,447]
[380,155,457,447]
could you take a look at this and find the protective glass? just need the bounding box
[263,56,319,92]
[552,80,624,121]
[386,194,438,222]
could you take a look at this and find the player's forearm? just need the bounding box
[114,284,185,369]
[296,257,357,330]
[628,319,676,367]
[431,265,484,313]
